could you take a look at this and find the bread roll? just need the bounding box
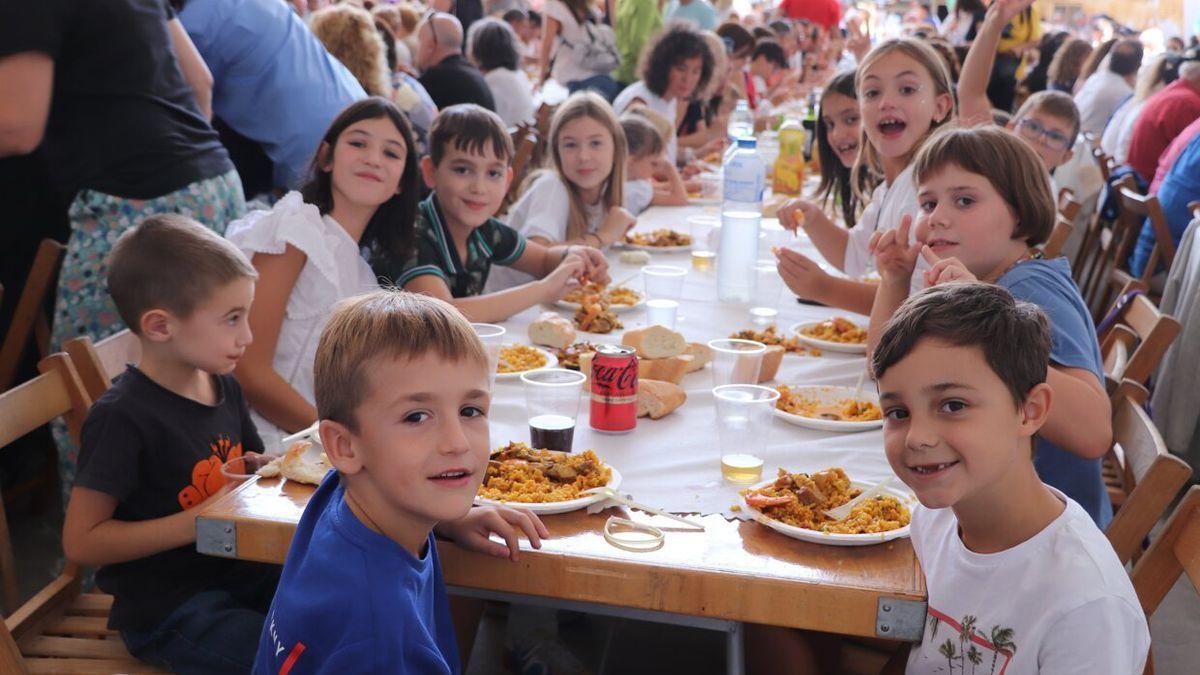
[637,355,691,384]
[258,441,333,485]
[619,250,652,265]
[682,341,713,373]
[756,345,786,383]
[528,312,576,349]
[578,352,595,386]
[622,325,686,359]
[637,379,686,419]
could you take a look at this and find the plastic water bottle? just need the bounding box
[718,138,765,304]
[726,100,753,144]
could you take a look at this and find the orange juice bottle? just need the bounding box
[772,117,806,196]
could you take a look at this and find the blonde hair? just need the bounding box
[310,4,391,97]
[108,214,257,334]
[548,91,627,241]
[851,38,956,204]
[314,290,487,432]
[700,31,729,99]
[913,126,1056,247]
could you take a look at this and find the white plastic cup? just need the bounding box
[645,299,679,329]
[472,323,506,390]
[642,265,688,300]
[712,384,780,481]
[707,338,767,387]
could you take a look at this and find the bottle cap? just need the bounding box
[736,137,757,149]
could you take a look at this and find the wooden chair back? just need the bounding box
[1092,145,1115,182]
[1057,187,1082,223]
[533,102,556,165]
[502,126,539,214]
[1104,395,1193,566]
[1130,486,1200,675]
[1081,177,1142,315]
[1118,186,1177,283]
[0,240,66,392]
[1043,215,1074,259]
[1098,292,1181,386]
[64,331,142,402]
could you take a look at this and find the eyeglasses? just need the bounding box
[1015,117,1072,152]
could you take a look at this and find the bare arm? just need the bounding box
[777,199,851,271]
[776,248,877,315]
[0,52,52,156]
[167,18,213,120]
[62,485,229,567]
[1040,366,1112,459]
[234,248,317,434]
[539,18,560,83]
[404,273,558,323]
[958,0,1035,127]
[650,159,689,206]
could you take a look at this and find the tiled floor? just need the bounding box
[10,501,1199,674]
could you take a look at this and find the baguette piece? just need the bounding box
[578,351,595,385]
[622,325,686,359]
[528,312,577,349]
[257,441,333,485]
[756,345,786,383]
[682,341,713,373]
[637,379,686,419]
[637,355,692,384]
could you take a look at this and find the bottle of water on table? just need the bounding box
[718,137,765,304]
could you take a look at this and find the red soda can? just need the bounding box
[590,344,638,433]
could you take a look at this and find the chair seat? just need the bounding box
[17,593,169,674]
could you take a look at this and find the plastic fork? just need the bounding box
[823,476,895,522]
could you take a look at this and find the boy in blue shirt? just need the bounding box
[254,290,547,674]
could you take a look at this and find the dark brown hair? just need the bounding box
[813,70,874,228]
[640,23,716,100]
[872,283,1051,406]
[716,22,755,60]
[428,103,514,166]
[912,126,1055,246]
[314,290,487,432]
[108,214,257,333]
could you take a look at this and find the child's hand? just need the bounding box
[574,246,610,285]
[868,214,921,286]
[776,198,821,233]
[539,254,586,302]
[775,246,831,301]
[434,505,548,561]
[920,247,978,287]
[599,207,637,246]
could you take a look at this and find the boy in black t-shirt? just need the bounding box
[62,214,278,674]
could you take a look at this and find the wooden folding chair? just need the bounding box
[1057,187,1081,222]
[0,354,166,673]
[532,102,556,166]
[1104,395,1193,565]
[1082,177,1143,316]
[1097,292,1181,387]
[502,127,539,214]
[1042,214,1074,259]
[1130,486,1200,675]
[0,240,66,392]
[1118,187,1177,288]
[63,331,141,402]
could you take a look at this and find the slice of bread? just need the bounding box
[258,440,333,485]
[528,312,577,349]
[682,341,713,373]
[757,345,786,383]
[622,325,686,359]
[637,355,692,384]
[637,379,686,419]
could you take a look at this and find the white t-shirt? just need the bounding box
[1100,96,1144,166]
[844,164,927,292]
[907,489,1150,674]
[544,0,603,86]
[225,192,378,454]
[613,81,679,164]
[1074,69,1134,137]
[484,68,536,127]
[624,178,654,215]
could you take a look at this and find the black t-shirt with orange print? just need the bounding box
[76,366,274,633]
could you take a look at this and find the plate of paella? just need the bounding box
[790,317,869,354]
[741,467,913,546]
[476,442,622,514]
[555,283,645,313]
[771,385,884,432]
[495,344,559,381]
[619,229,693,252]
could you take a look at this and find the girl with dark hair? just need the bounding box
[613,23,716,164]
[811,70,872,228]
[468,17,535,126]
[1021,30,1069,94]
[227,97,421,452]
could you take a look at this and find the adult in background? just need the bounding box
[1125,49,1200,184]
[778,0,841,32]
[615,0,663,86]
[1020,30,1069,94]
[1074,38,1144,136]
[0,0,245,495]
[665,0,719,31]
[987,0,1041,112]
[1101,54,1180,167]
[539,0,622,100]
[1129,117,1200,278]
[941,0,988,48]
[416,12,497,111]
[1046,38,1092,93]
[468,18,535,127]
[176,0,366,193]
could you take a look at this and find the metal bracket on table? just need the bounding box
[876,597,927,641]
[196,518,238,558]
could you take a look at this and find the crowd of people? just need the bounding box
[1,0,1197,673]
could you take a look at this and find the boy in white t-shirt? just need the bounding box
[872,283,1149,674]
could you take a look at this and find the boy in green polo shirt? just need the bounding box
[384,104,609,322]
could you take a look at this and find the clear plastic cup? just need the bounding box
[221,452,274,485]
[707,338,767,387]
[712,384,780,482]
[645,299,679,329]
[521,368,586,453]
[642,265,688,300]
[686,214,719,253]
[750,260,785,326]
[472,323,506,390]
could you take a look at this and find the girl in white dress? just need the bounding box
[226,98,420,454]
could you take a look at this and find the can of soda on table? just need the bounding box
[589,344,637,433]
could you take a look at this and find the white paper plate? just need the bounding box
[495,347,559,381]
[555,292,645,313]
[475,467,623,514]
[790,320,869,354]
[772,385,883,432]
[743,478,913,546]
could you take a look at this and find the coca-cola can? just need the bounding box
[590,344,638,433]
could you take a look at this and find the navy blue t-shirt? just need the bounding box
[254,472,460,674]
[998,257,1112,529]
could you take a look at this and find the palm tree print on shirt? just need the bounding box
[924,607,1017,673]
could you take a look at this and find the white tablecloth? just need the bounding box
[488,204,899,518]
